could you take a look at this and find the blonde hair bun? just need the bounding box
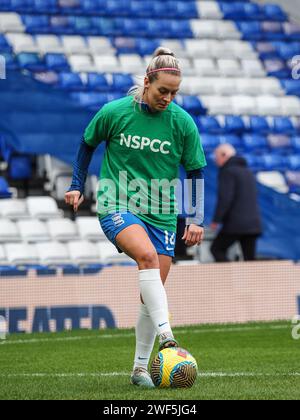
[153,47,175,58]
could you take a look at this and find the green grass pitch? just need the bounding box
[0,321,299,400]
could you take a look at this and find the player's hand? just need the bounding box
[182,224,204,247]
[65,190,84,212]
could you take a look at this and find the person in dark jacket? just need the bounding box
[210,144,262,262]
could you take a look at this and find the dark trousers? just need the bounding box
[211,232,259,262]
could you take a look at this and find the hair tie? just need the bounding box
[147,68,181,76]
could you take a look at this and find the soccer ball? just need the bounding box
[150,347,198,388]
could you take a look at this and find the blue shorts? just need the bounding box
[99,212,176,257]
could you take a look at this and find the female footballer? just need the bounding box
[65,47,206,388]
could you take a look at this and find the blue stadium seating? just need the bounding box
[56,72,84,90]
[291,136,300,151]
[135,38,160,56]
[22,15,51,34]
[8,155,32,180]
[248,116,271,134]
[263,58,290,79]
[34,0,58,13]
[91,17,116,36]
[198,134,222,152]
[86,73,109,91]
[111,73,134,92]
[281,80,300,97]
[0,35,12,53]
[45,53,70,72]
[69,16,97,35]
[264,4,287,22]
[17,53,46,72]
[175,95,206,116]
[1,52,19,70]
[271,117,296,134]
[243,134,269,152]
[223,116,246,134]
[197,116,222,134]
[220,2,262,21]
[286,155,300,170]
[0,177,12,198]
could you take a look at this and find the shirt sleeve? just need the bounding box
[84,104,110,147]
[181,117,207,172]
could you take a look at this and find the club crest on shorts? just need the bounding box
[112,213,125,227]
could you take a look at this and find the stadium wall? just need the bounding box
[1,261,300,334]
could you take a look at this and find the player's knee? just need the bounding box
[137,250,159,268]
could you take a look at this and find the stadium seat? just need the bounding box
[68,240,100,265]
[281,80,300,97]
[0,220,21,243]
[34,0,58,13]
[61,35,87,54]
[86,73,109,92]
[0,199,29,219]
[118,54,145,75]
[86,36,115,55]
[69,16,96,35]
[218,58,241,77]
[231,95,257,115]
[43,155,73,190]
[285,171,300,193]
[111,73,134,92]
[267,134,292,151]
[193,58,219,76]
[0,52,19,70]
[35,35,64,54]
[56,72,84,90]
[135,38,160,57]
[36,242,71,265]
[286,155,300,170]
[279,96,300,116]
[283,22,300,41]
[76,217,106,242]
[263,59,290,79]
[93,55,119,73]
[196,116,222,134]
[5,243,39,265]
[16,52,46,72]
[26,196,63,219]
[255,95,281,116]
[264,4,287,22]
[197,133,221,152]
[191,20,219,38]
[5,33,38,53]
[0,177,12,198]
[49,15,74,35]
[68,54,96,72]
[8,154,32,180]
[241,59,266,77]
[201,95,233,115]
[291,135,300,151]
[222,116,246,134]
[47,219,78,242]
[71,92,111,109]
[22,14,50,34]
[213,78,237,95]
[197,1,223,20]
[271,117,295,134]
[242,134,269,152]
[0,12,25,32]
[175,95,206,116]
[45,53,70,71]
[247,116,271,134]
[256,171,289,193]
[53,175,73,200]
[17,219,50,243]
[129,1,153,18]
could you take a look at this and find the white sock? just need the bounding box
[139,269,173,337]
[133,303,156,370]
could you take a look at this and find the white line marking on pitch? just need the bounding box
[0,372,299,379]
[0,324,289,346]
